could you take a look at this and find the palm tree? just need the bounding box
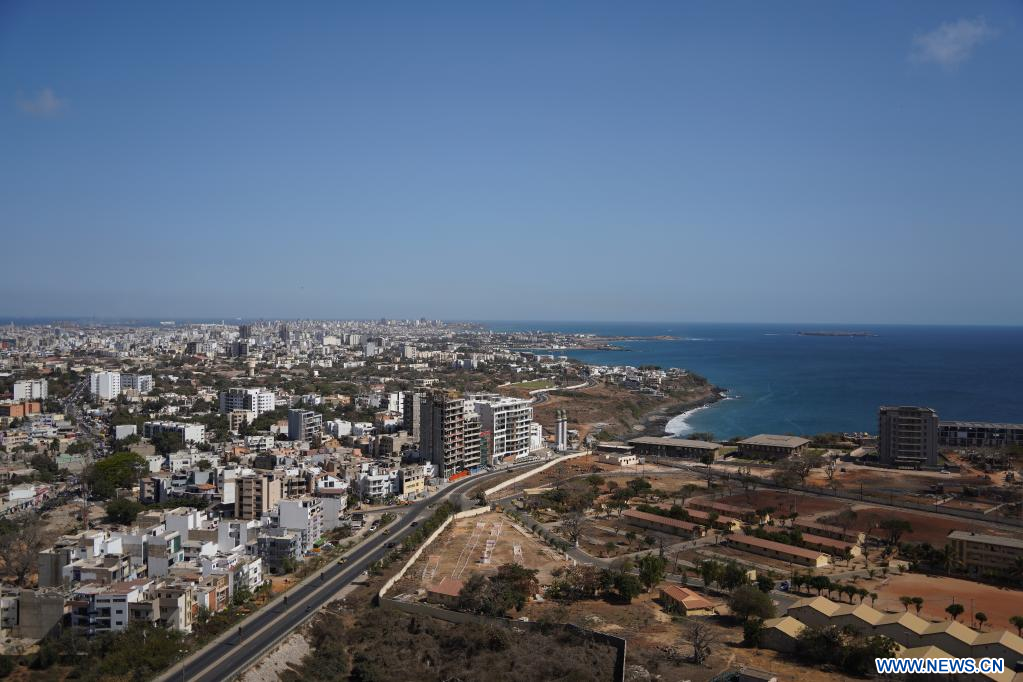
[899,596,913,612]
[857,587,869,604]
[911,597,924,614]
[869,592,878,606]
[945,603,965,622]
[976,612,988,631]
[940,545,960,576]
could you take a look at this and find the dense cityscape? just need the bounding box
[0,319,1020,680]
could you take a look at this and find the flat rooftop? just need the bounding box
[628,436,721,449]
[948,530,1023,550]
[739,434,810,448]
[940,421,1023,430]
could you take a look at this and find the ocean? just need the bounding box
[488,322,1023,440]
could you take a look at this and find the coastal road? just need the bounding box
[156,463,540,682]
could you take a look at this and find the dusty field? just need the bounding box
[716,490,846,517]
[397,511,570,593]
[846,506,1022,546]
[858,573,1023,632]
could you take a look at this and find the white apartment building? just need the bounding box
[13,379,47,401]
[90,372,121,400]
[471,395,533,464]
[219,387,276,416]
[275,497,324,553]
[120,374,154,394]
[143,420,206,444]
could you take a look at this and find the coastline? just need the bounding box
[632,387,726,439]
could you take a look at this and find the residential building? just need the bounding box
[938,421,1023,448]
[419,391,481,478]
[878,406,939,468]
[660,585,720,616]
[143,420,205,444]
[234,473,282,520]
[89,371,121,400]
[120,374,153,394]
[13,379,47,401]
[288,408,322,442]
[399,465,427,498]
[219,387,276,416]
[257,530,302,574]
[471,395,533,464]
[622,509,706,539]
[947,530,1023,578]
[275,497,323,553]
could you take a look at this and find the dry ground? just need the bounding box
[859,573,1023,632]
[395,510,570,594]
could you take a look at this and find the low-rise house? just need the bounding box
[760,616,805,653]
[736,434,809,459]
[622,509,706,539]
[627,436,722,459]
[659,585,719,615]
[425,577,464,608]
[727,534,829,567]
[792,519,865,545]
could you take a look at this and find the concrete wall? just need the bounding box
[483,451,589,499]
[379,505,492,598]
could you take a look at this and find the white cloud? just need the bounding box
[16,87,66,117]
[911,17,997,68]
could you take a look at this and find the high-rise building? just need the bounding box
[419,391,481,478]
[120,374,153,394]
[235,473,282,520]
[89,372,121,401]
[288,409,322,442]
[471,396,533,465]
[219,388,276,416]
[878,406,939,468]
[13,379,47,401]
[238,324,253,339]
[403,391,424,440]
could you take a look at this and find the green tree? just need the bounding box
[728,584,775,622]
[911,596,924,614]
[1010,615,1023,637]
[612,572,643,603]
[637,554,667,591]
[105,497,143,525]
[879,518,913,546]
[755,573,774,593]
[945,603,965,622]
[976,612,988,630]
[88,451,146,499]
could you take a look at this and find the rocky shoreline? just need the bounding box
[632,387,726,439]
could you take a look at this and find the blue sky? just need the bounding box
[2,2,1021,323]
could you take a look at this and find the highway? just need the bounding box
[155,462,539,682]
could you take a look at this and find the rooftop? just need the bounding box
[948,530,1023,550]
[627,436,721,449]
[739,434,810,448]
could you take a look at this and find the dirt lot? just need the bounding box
[845,506,1022,546]
[858,573,1023,632]
[395,511,570,593]
[716,490,846,517]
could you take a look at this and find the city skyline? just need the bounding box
[4,1,1022,324]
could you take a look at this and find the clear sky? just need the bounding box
[3,2,1021,324]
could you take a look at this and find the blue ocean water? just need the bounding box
[487,322,1023,440]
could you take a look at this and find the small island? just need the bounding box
[798,330,878,337]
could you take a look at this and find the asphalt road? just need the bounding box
[157,463,536,682]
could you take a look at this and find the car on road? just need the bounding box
[337,557,347,565]
[410,521,418,527]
